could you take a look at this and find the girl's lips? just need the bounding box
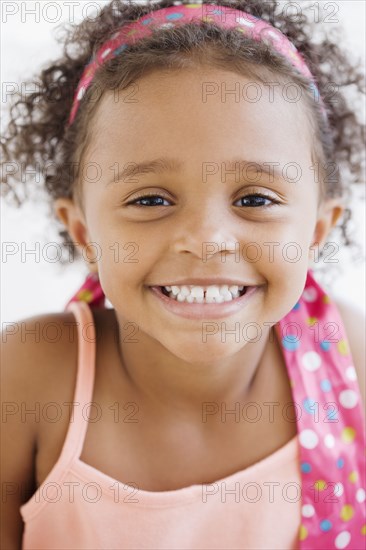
[148,285,261,320]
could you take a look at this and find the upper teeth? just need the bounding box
[163,284,245,303]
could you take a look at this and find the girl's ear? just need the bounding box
[53,198,98,273]
[309,198,345,259]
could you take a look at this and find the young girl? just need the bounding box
[1,0,365,548]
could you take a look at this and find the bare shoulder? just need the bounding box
[331,295,366,412]
[1,309,79,452]
[1,310,79,405]
[0,310,78,548]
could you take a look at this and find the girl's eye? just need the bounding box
[234,193,279,208]
[127,194,171,207]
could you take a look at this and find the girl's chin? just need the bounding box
[158,337,248,364]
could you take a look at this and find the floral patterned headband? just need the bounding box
[65,1,326,310]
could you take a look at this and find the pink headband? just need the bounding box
[65,1,325,310]
[67,2,325,127]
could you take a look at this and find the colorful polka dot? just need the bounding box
[345,366,357,381]
[302,287,318,301]
[299,524,308,540]
[348,470,358,483]
[302,351,322,371]
[100,47,112,59]
[339,389,358,409]
[326,407,338,421]
[166,12,184,19]
[303,397,317,415]
[77,87,86,101]
[292,301,300,311]
[320,340,331,351]
[302,504,315,517]
[282,334,300,351]
[337,339,349,356]
[340,504,354,521]
[158,22,175,29]
[113,44,128,56]
[320,379,332,392]
[306,315,317,325]
[314,479,327,491]
[299,429,319,449]
[361,525,366,535]
[334,482,344,497]
[267,29,281,41]
[335,531,351,549]
[236,16,255,27]
[324,434,335,448]
[320,519,332,531]
[356,488,366,502]
[341,427,356,443]
[336,458,345,469]
[301,462,311,474]
[76,289,93,302]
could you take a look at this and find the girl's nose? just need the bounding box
[170,203,239,260]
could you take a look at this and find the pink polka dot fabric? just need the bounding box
[67,3,326,126]
[65,268,366,547]
[274,269,366,548]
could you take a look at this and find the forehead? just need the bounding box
[87,67,312,170]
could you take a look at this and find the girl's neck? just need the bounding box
[112,311,277,420]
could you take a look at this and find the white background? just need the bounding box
[1,0,365,322]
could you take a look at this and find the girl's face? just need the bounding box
[58,67,343,363]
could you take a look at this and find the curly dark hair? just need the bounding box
[1,0,365,275]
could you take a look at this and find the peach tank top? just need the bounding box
[20,299,301,549]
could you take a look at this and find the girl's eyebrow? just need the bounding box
[105,156,285,186]
[106,157,183,186]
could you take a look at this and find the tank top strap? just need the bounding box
[274,268,366,548]
[60,299,97,463]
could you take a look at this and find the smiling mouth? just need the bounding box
[148,284,260,320]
